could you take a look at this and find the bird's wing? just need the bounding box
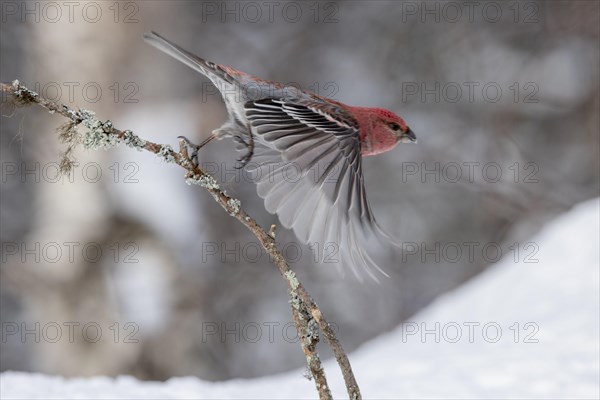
[245,98,393,280]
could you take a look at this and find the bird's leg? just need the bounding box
[234,126,255,169]
[177,133,217,167]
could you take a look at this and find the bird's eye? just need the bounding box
[389,123,401,131]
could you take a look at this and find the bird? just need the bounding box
[143,31,417,280]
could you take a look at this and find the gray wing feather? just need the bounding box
[245,98,391,280]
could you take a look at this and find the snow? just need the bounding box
[2,198,599,399]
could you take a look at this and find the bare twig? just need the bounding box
[1,81,361,400]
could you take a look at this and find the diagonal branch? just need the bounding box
[1,81,361,400]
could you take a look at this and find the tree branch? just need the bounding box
[1,80,361,400]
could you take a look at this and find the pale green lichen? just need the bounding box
[306,318,319,343]
[185,173,221,190]
[122,130,146,151]
[65,108,79,121]
[286,270,302,312]
[201,175,220,190]
[78,109,119,150]
[79,108,96,122]
[11,80,39,105]
[285,271,299,290]
[227,198,241,216]
[185,173,201,185]
[289,295,301,312]
[158,144,175,163]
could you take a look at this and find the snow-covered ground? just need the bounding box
[2,198,599,399]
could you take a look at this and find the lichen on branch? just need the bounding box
[1,80,361,400]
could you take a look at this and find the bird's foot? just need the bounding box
[177,133,218,168]
[178,135,201,168]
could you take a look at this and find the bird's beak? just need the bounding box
[400,128,417,144]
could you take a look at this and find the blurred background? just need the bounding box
[1,0,598,381]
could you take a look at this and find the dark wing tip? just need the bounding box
[142,31,161,41]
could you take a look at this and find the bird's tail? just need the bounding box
[143,31,234,84]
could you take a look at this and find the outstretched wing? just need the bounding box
[245,98,392,280]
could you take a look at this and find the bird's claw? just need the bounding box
[178,135,200,168]
[178,131,253,169]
